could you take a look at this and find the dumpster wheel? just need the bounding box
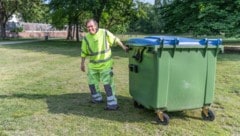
[156,111,169,125]
[201,107,215,121]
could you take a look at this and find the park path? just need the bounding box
[0,39,44,45]
[224,45,240,53]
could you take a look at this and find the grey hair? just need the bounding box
[86,19,98,28]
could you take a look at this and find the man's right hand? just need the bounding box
[81,63,85,72]
[124,46,129,52]
[81,58,86,72]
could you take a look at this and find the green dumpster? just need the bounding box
[126,36,223,125]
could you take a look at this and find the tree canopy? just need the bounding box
[157,0,240,37]
[0,0,44,39]
[1,0,240,39]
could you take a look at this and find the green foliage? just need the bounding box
[0,0,19,38]
[100,0,135,33]
[158,0,240,37]
[50,8,68,29]
[0,0,48,38]
[10,27,23,33]
[128,0,240,36]
[48,0,135,34]
[128,1,155,33]
[18,0,49,23]
[49,0,90,28]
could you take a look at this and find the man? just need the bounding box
[80,19,128,110]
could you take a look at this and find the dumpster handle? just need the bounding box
[172,38,179,57]
[159,38,164,57]
[132,47,146,63]
[126,45,133,51]
[204,38,209,57]
[215,39,221,56]
[129,64,138,73]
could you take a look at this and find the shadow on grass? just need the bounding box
[217,53,240,61]
[0,92,204,123]
[0,40,129,58]
[167,111,203,121]
[0,93,153,123]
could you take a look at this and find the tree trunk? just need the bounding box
[0,22,7,39]
[67,24,73,40]
[72,24,75,40]
[0,0,18,39]
[76,23,79,42]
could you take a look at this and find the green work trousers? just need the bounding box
[87,67,115,96]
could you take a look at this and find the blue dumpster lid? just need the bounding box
[126,36,222,46]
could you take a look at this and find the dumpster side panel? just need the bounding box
[204,49,217,105]
[161,49,207,111]
[129,47,158,109]
[155,50,171,109]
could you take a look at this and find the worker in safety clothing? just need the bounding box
[80,19,128,110]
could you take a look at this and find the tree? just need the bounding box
[89,0,108,23]
[19,1,50,23]
[0,0,19,39]
[127,1,156,34]
[49,0,136,40]
[49,0,90,41]
[159,0,240,37]
[0,0,44,39]
[100,0,135,33]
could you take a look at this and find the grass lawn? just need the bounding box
[0,40,239,135]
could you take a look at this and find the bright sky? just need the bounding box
[140,0,155,4]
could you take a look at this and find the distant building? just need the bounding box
[6,14,21,31]
[8,14,19,22]
[6,14,58,32]
[6,14,67,38]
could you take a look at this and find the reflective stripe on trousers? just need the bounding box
[87,68,117,105]
[107,95,117,105]
[104,84,117,106]
[89,84,103,101]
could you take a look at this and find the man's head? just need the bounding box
[86,19,98,34]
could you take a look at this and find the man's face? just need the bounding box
[86,21,97,34]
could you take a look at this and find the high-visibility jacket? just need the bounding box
[81,28,119,70]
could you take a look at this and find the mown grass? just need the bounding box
[0,40,239,136]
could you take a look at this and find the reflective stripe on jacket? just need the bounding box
[81,28,118,69]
